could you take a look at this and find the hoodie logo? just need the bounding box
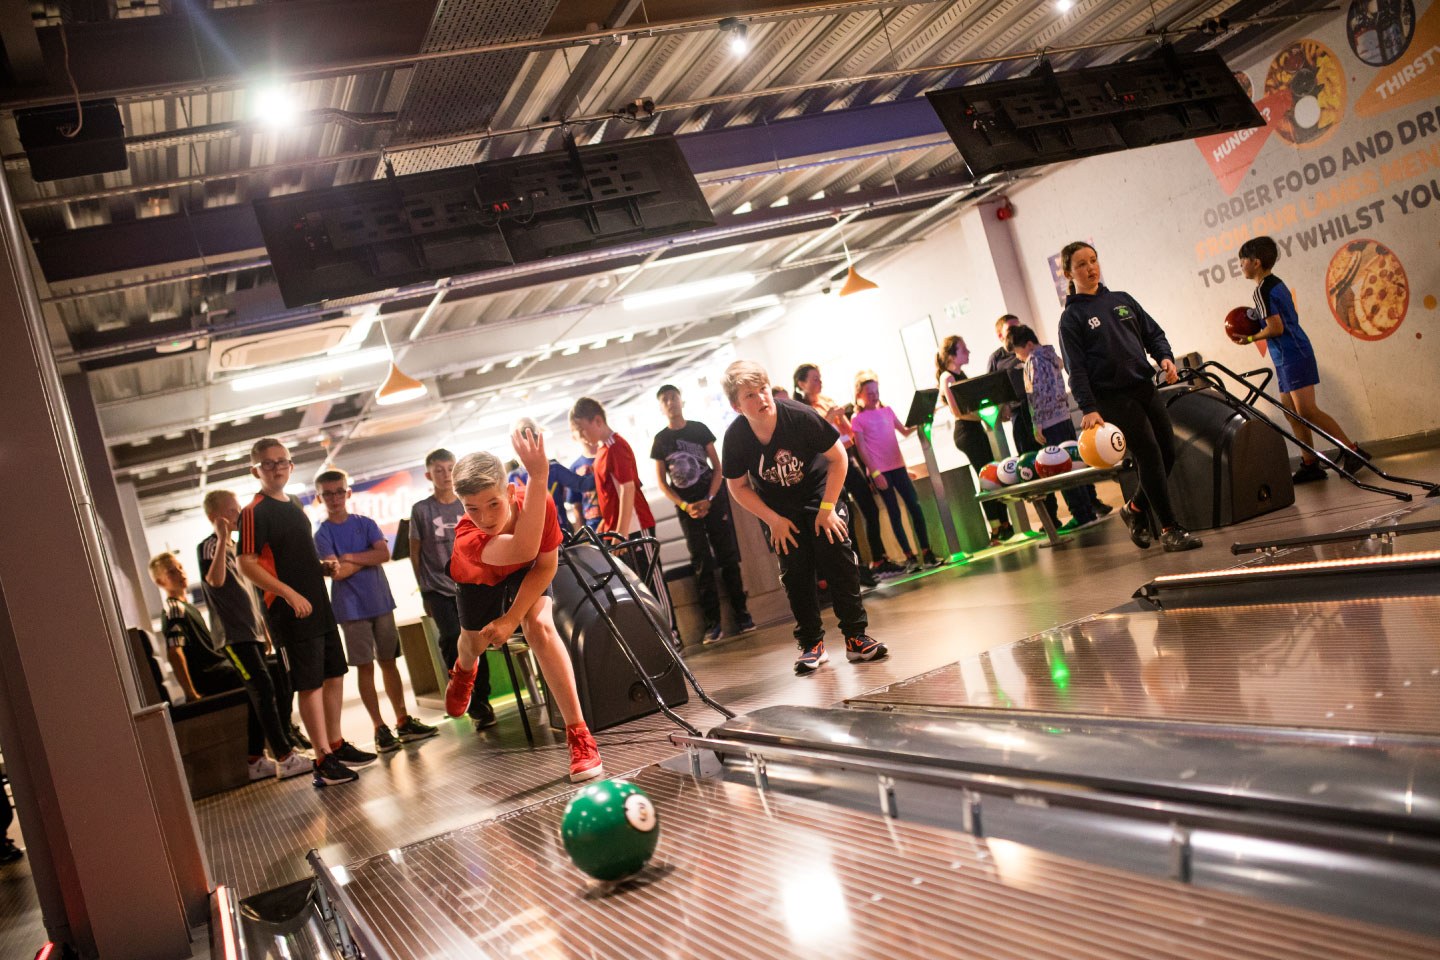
[1113,305,1133,319]
[1088,317,1102,330]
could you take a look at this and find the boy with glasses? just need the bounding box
[315,469,437,752]
[238,440,374,788]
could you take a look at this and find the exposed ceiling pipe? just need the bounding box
[59,176,977,363]
[8,8,1330,213]
[3,0,956,112]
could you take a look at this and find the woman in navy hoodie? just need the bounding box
[1057,241,1202,553]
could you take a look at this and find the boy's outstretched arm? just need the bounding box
[483,427,552,567]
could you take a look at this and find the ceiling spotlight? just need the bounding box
[250,84,300,128]
[1055,0,1074,10]
[722,18,749,55]
[505,355,525,368]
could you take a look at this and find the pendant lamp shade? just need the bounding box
[375,361,427,405]
[838,266,878,297]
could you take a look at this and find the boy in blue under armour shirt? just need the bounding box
[1237,236,1368,484]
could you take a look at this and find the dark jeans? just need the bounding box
[953,420,1007,525]
[842,460,885,560]
[875,467,930,555]
[675,489,749,628]
[1039,420,1097,525]
[224,642,295,758]
[1013,405,1059,526]
[1095,380,1178,529]
[768,501,868,648]
[263,651,295,729]
[423,589,492,714]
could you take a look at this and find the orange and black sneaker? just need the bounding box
[794,640,829,675]
[844,634,888,663]
[566,724,605,783]
[445,662,478,718]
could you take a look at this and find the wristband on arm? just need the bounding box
[819,501,835,511]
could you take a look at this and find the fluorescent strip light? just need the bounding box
[1152,552,1440,582]
[505,355,525,368]
[229,348,389,391]
[623,272,757,311]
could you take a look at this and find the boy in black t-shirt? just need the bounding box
[720,361,887,675]
[651,384,754,643]
[198,489,310,780]
[238,438,373,788]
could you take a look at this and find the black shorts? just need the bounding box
[277,627,348,692]
[457,568,550,632]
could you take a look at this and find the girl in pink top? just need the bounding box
[850,374,943,572]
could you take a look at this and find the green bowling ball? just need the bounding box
[1016,450,1039,482]
[560,779,659,881]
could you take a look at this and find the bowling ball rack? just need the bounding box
[1170,362,1438,502]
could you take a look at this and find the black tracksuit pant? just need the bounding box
[223,642,295,759]
[1094,380,1178,529]
[675,488,749,628]
[768,501,868,648]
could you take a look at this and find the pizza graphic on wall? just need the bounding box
[1264,40,1347,147]
[1326,239,1409,341]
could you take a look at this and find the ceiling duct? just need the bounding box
[207,317,362,377]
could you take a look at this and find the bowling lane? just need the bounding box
[334,766,1439,960]
[848,595,1440,736]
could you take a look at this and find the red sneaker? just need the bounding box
[566,724,605,783]
[445,662,478,718]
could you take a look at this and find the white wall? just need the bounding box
[1005,4,1439,442]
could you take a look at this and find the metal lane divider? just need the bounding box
[307,850,389,960]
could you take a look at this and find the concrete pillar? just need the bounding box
[0,156,200,958]
[976,197,1046,337]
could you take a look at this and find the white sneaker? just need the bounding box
[274,751,312,780]
[247,756,277,781]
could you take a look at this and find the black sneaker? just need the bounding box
[1340,447,1370,475]
[993,522,1015,543]
[470,701,497,730]
[922,550,945,567]
[794,640,829,675]
[1093,501,1114,518]
[871,560,905,578]
[737,614,757,634]
[374,725,400,753]
[396,716,438,743]
[0,840,23,865]
[289,725,312,751]
[703,623,724,643]
[330,740,377,767]
[1120,504,1153,549]
[857,564,879,588]
[1160,527,1203,552]
[1292,460,1326,484]
[313,753,359,788]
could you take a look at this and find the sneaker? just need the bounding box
[1160,526,1204,552]
[289,725,312,751]
[396,716,439,743]
[247,756,277,781]
[0,840,24,865]
[737,614,757,634]
[1120,503,1153,549]
[845,634,889,663]
[470,701,497,730]
[566,725,605,783]
[857,564,879,588]
[374,725,400,753]
[1340,447,1370,476]
[330,740,377,767]
[922,550,945,567]
[902,557,922,575]
[703,623,724,643]
[871,560,905,578]
[275,751,312,780]
[794,641,829,675]
[1093,501,1114,518]
[312,753,359,788]
[993,522,1015,542]
[1057,518,1083,534]
[445,662,478,718]
[1292,460,1327,484]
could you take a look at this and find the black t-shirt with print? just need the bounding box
[161,597,229,675]
[650,420,717,503]
[722,398,840,516]
[238,493,335,643]
[197,533,265,646]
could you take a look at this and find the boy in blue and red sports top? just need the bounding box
[1237,236,1369,484]
[442,423,605,783]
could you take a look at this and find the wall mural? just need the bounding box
[1190,0,1438,343]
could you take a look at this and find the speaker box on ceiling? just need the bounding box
[926,48,1263,176]
[16,99,128,182]
[253,135,714,308]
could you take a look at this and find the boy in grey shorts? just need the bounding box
[314,469,437,752]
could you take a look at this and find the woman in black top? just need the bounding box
[937,335,1013,543]
[1057,241,1201,553]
